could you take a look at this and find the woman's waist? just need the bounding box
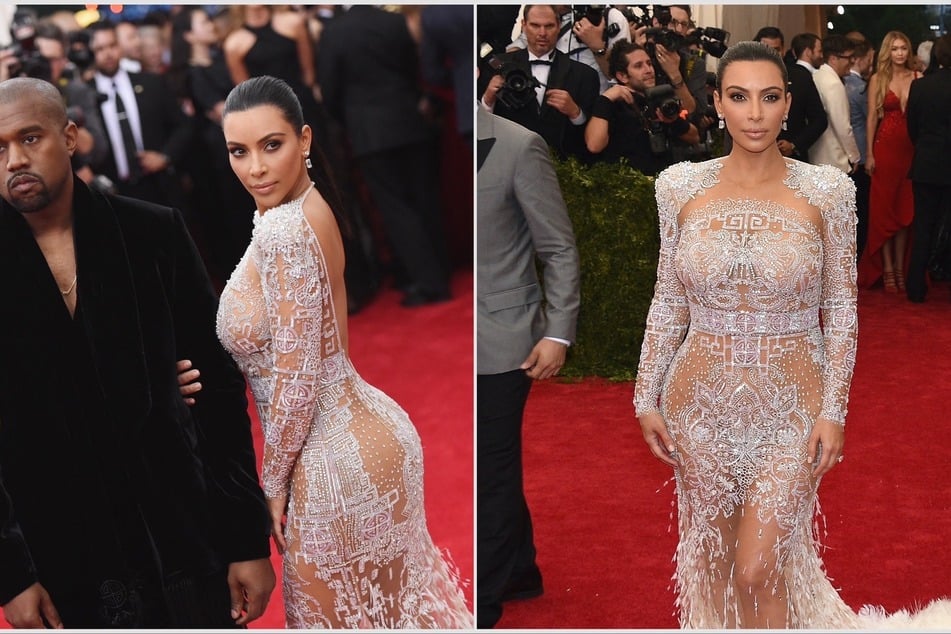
[688,304,819,337]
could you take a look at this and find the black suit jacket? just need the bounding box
[478,48,599,161]
[91,72,194,202]
[318,5,435,157]
[781,62,828,162]
[907,67,951,185]
[0,178,269,608]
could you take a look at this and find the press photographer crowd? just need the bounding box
[478,4,727,175]
[477,4,951,302]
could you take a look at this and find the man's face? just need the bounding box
[0,96,77,214]
[855,48,874,78]
[759,37,783,56]
[668,7,691,35]
[618,49,656,92]
[115,22,142,60]
[90,28,121,76]
[805,40,823,68]
[828,49,855,78]
[522,5,559,58]
[34,37,67,82]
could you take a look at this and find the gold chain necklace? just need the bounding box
[60,275,78,297]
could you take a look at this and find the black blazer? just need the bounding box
[0,178,269,607]
[91,72,194,196]
[781,62,828,161]
[906,67,951,185]
[318,5,436,157]
[478,48,599,161]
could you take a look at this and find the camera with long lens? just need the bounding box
[3,8,51,82]
[571,5,621,42]
[479,42,541,111]
[634,84,682,155]
[683,27,731,58]
[63,30,95,80]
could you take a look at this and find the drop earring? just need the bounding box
[718,116,725,130]
[305,152,312,169]
[782,116,788,131]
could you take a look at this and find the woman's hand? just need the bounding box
[267,494,288,555]
[176,359,201,406]
[638,411,679,468]
[807,417,845,478]
[865,155,876,176]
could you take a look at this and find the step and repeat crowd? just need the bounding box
[2,4,473,311]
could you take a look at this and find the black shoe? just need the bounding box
[501,567,543,603]
[400,288,451,307]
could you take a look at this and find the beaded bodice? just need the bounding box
[634,159,858,425]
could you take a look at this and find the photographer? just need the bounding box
[631,5,716,121]
[508,5,630,93]
[585,41,699,175]
[0,15,108,187]
[479,4,599,162]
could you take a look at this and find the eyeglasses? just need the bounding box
[669,18,692,30]
[833,53,856,61]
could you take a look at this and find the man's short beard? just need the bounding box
[5,177,53,214]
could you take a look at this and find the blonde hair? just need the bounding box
[871,31,916,119]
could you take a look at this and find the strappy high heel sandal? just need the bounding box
[895,268,906,292]
[883,270,898,293]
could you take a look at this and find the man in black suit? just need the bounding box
[780,33,828,163]
[905,34,951,302]
[0,77,274,628]
[478,4,599,162]
[86,20,192,208]
[317,5,451,307]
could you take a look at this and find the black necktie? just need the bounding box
[530,59,552,66]
[112,81,141,183]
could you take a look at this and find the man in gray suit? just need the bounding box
[476,106,580,628]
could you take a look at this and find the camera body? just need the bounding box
[479,44,541,111]
[634,84,682,155]
[571,5,621,41]
[3,8,52,82]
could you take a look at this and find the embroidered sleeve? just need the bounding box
[634,168,690,416]
[253,213,327,498]
[818,168,858,425]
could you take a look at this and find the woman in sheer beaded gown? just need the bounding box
[633,42,861,629]
[633,41,951,630]
[215,76,472,629]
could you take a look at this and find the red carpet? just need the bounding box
[496,284,951,629]
[0,271,473,629]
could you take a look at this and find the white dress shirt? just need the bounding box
[94,69,145,180]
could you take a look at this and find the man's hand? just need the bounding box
[137,150,170,175]
[654,43,682,80]
[482,74,505,109]
[520,339,568,380]
[777,139,796,157]
[176,359,201,406]
[603,84,635,104]
[2,583,63,629]
[545,89,581,119]
[226,559,276,626]
[572,16,606,51]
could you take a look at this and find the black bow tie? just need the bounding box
[530,59,553,66]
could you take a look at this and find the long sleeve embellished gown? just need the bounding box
[217,185,472,628]
[634,159,861,628]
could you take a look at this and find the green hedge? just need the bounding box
[553,157,660,381]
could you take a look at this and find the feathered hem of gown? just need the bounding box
[856,597,951,629]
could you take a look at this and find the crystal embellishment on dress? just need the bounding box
[216,183,472,628]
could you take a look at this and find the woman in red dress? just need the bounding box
[858,31,920,292]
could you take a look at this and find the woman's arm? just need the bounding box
[254,210,328,502]
[223,30,252,85]
[818,168,859,426]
